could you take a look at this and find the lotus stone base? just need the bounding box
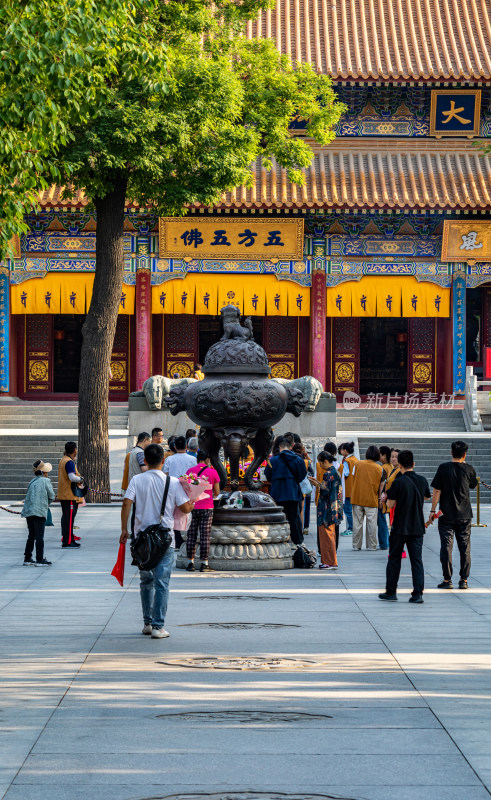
[176,521,293,571]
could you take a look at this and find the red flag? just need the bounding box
[111,542,126,587]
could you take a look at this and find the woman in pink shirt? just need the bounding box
[185,450,220,572]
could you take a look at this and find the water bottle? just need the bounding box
[236,491,243,508]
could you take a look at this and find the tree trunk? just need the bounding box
[78,177,128,502]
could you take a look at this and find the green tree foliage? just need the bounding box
[0,0,164,254]
[1,0,345,494]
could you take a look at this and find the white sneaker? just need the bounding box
[142,624,153,635]
[151,627,170,639]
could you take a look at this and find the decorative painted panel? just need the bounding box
[332,318,359,396]
[25,315,52,393]
[408,318,436,393]
[163,315,197,379]
[263,317,297,380]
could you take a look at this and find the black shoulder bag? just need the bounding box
[130,476,173,571]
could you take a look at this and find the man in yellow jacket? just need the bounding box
[57,442,84,548]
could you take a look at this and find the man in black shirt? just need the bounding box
[430,440,477,590]
[379,450,431,604]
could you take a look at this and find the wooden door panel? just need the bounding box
[164,315,198,378]
[408,318,436,393]
[263,317,297,380]
[25,315,53,393]
[332,317,359,396]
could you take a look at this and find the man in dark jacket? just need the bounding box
[430,440,477,590]
[265,436,307,545]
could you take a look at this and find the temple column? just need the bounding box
[452,268,466,395]
[0,267,9,394]
[310,266,327,389]
[135,266,152,390]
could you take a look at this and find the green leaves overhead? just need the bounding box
[0,0,345,254]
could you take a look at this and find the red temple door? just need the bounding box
[109,316,130,398]
[263,317,298,380]
[408,318,436,393]
[332,317,359,397]
[163,315,198,378]
[24,315,53,394]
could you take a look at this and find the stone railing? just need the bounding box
[464,366,483,431]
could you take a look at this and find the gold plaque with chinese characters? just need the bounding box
[442,221,491,264]
[159,217,304,260]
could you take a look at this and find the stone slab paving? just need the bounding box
[1,503,491,800]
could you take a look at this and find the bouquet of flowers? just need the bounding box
[173,474,213,531]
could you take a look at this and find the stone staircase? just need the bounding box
[337,407,466,432]
[356,437,491,504]
[0,403,128,430]
[0,403,128,502]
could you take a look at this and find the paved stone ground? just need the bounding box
[1,503,491,800]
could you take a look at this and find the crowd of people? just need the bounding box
[20,429,478,636]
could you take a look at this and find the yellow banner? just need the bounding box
[287,281,310,316]
[159,217,304,260]
[351,278,377,317]
[218,280,243,313]
[60,274,87,314]
[35,274,60,314]
[326,283,352,317]
[11,279,38,314]
[376,279,402,317]
[118,284,135,315]
[442,220,491,262]
[265,278,287,316]
[402,279,426,317]
[243,283,265,316]
[173,280,195,314]
[152,283,174,314]
[424,283,450,317]
[195,280,218,315]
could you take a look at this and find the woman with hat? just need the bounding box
[21,460,55,566]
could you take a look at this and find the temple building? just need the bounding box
[2,0,491,401]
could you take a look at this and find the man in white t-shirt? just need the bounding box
[121,443,194,639]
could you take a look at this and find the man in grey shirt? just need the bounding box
[128,432,151,482]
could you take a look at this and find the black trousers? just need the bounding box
[24,516,46,561]
[386,532,424,595]
[60,500,78,545]
[438,518,471,580]
[279,500,304,545]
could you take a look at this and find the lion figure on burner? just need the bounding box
[220,305,253,341]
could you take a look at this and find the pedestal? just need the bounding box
[176,496,293,571]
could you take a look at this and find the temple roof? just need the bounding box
[215,139,491,210]
[41,140,491,212]
[247,0,491,81]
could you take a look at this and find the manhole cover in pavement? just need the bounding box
[157,656,329,671]
[155,710,332,723]
[186,595,290,601]
[178,622,299,629]
[141,792,357,800]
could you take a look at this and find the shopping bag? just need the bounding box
[111,542,126,587]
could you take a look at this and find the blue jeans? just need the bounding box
[139,547,175,629]
[377,509,389,549]
[343,498,353,531]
